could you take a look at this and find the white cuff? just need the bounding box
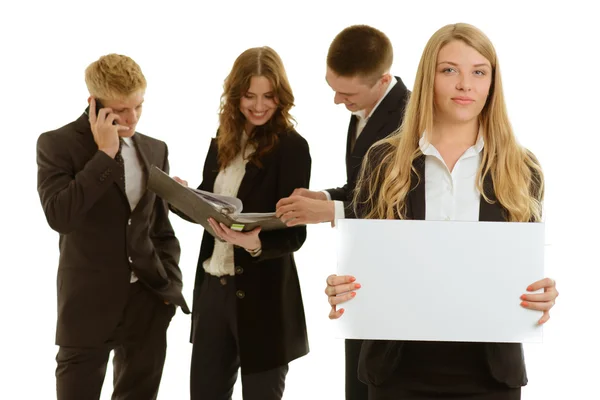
[331,200,346,228]
[322,190,332,201]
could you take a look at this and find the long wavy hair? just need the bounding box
[217,46,296,168]
[354,23,544,222]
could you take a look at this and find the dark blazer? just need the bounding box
[354,145,534,388]
[36,113,190,347]
[326,76,410,218]
[193,130,312,374]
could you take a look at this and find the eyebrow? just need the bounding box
[325,76,356,96]
[114,100,144,111]
[246,91,274,96]
[438,61,491,68]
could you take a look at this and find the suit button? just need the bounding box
[128,256,133,263]
[236,290,245,299]
[235,266,243,275]
[128,219,132,225]
[219,277,227,286]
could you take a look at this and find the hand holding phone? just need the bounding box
[87,97,129,158]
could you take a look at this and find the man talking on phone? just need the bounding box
[36,53,189,400]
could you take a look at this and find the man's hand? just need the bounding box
[88,97,129,158]
[291,188,328,201]
[275,195,335,226]
[173,176,188,186]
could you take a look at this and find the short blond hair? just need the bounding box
[84,53,147,101]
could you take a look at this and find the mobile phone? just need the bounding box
[85,98,117,125]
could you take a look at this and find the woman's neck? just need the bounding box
[430,119,479,148]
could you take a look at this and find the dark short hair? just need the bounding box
[327,25,393,84]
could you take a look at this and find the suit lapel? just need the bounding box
[346,115,357,158]
[406,154,505,222]
[351,111,388,160]
[236,161,260,202]
[478,172,506,222]
[406,155,426,220]
[351,77,408,159]
[131,133,152,175]
[201,137,262,202]
[131,133,153,210]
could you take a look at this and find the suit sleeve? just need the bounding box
[253,133,312,261]
[325,184,349,202]
[36,131,120,234]
[150,143,183,289]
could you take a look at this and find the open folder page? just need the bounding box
[334,219,545,343]
[147,166,288,237]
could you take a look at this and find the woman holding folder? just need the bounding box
[174,46,311,399]
[322,23,558,399]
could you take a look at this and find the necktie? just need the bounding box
[114,138,125,189]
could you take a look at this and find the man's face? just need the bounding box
[100,90,145,137]
[325,67,384,113]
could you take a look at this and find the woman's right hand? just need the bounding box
[325,274,361,319]
[173,176,188,186]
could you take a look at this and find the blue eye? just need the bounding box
[442,67,456,73]
[474,70,486,76]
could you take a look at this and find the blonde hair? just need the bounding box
[355,23,544,222]
[84,53,147,101]
[217,46,295,168]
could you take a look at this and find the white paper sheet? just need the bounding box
[335,219,545,343]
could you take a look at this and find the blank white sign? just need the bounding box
[335,219,545,343]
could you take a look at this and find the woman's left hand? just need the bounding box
[208,218,261,250]
[520,277,559,325]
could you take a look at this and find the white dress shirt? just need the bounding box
[419,132,484,221]
[120,136,145,283]
[203,134,255,277]
[324,76,398,224]
[330,130,484,226]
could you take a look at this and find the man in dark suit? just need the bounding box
[276,25,410,400]
[36,53,190,400]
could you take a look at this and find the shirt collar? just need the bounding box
[352,75,398,121]
[121,137,134,147]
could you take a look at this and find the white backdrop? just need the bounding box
[1,0,598,398]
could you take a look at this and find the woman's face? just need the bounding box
[239,75,278,130]
[433,40,492,125]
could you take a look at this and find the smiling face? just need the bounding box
[433,40,492,126]
[239,75,278,132]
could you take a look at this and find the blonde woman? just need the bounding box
[324,23,558,399]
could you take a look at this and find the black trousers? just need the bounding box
[346,339,369,400]
[55,282,176,400]
[190,273,288,400]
